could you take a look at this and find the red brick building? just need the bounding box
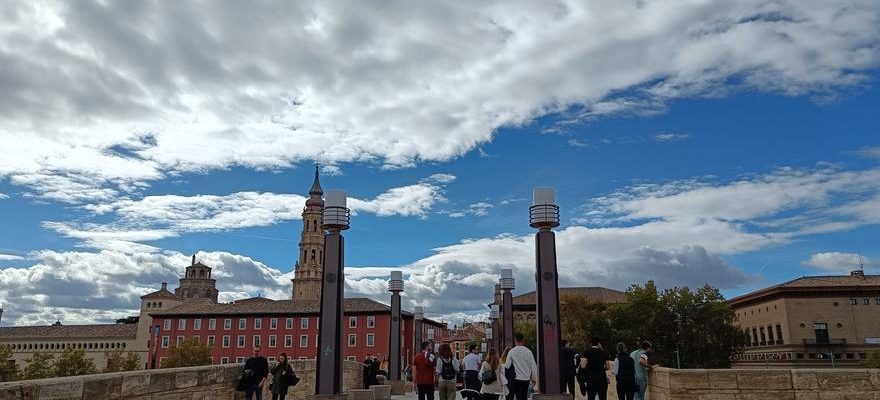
[148,297,446,368]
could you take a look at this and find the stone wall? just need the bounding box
[0,360,363,400]
[647,366,880,400]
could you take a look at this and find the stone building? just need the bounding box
[730,270,880,368]
[291,167,325,302]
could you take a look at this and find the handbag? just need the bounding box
[481,368,497,385]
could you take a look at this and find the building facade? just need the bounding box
[730,270,880,368]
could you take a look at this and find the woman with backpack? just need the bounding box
[479,348,507,400]
[434,343,460,400]
[269,352,299,400]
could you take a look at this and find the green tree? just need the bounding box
[863,351,880,368]
[54,348,97,377]
[559,295,612,350]
[513,321,537,355]
[0,344,20,382]
[21,352,55,380]
[162,338,212,368]
[104,350,142,372]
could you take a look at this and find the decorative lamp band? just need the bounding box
[322,206,350,229]
[389,271,405,292]
[530,187,560,228]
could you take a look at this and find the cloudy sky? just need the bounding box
[1,0,879,326]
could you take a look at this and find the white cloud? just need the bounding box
[856,146,880,159]
[653,133,690,142]
[1,1,878,200]
[0,254,24,261]
[0,193,8,199]
[801,252,871,272]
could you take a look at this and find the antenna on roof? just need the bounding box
[858,251,865,272]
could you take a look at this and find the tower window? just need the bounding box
[313,219,317,232]
[311,250,316,262]
[199,270,205,278]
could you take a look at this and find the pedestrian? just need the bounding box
[479,348,507,400]
[611,343,636,400]
[269,352,298,400]
[244,346,270,400]
[630,341,656,400]
[503,333,538,400]
[500,347,512,400]
[412,341,437,400]
[435,343,461,400]
[583,337,611,400]
[575,351,587,397]
[559,340,576,395]
[463,344,483,400]
[363,355,374,388]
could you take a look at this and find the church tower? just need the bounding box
[175,254,219,303]
[292,167,325,301]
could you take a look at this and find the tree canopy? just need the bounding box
[162,338,212,368]
[104,350,142,372]
[0,344,19,382]
[21,352,55,380]
[53,348,97,377]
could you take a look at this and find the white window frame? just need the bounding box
[224,319,232,330]
[301,317,309,329]
[208,319,216,330]
[269,335,277,348]
[161,336,169,348]
[253,335,261,348]
[286,318,294,329]
[239,319,247,330]
[367,316,375,328]
[178,319,187,330]
[237,335,245,348]
[236,357,245,363]
[348,334,356,347]
[254,318,262,330]
[193,319,202,330]
[222,335,230,348]
[207,335,215,347]
[221,357,229,364]
[284,335,293,348]
[349,316,357,328]
[176,336,184,347]
[163,320,171,331]
[270,318,277,329]
[366,333,375,347]
[299,335,308,348]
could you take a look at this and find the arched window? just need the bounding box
[159,302,162,308]
[199,269,205,278]
[311,250,316,262]
[190,270,196,278]
[313,219,317,232]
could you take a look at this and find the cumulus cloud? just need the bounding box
[801,252,871,272]
[1,0,878,200]
[0,254,24,261]
[0,248,290,326]
[856,147,880,159]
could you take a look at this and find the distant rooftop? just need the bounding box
[729,270,880,306]
[0,323,137,340]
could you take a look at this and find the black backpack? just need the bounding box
[440,359,457,380]
[481,368,497,385]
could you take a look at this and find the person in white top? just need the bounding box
[463,345,483,400]
[479,348,508,400]
[503,333,538,400]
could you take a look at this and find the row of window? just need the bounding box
[158,354,368,368]
[7,341,128,351]
[848,298,880,305]
[746,324,784,347]
[160,333,377,349]
[162,316,377,332]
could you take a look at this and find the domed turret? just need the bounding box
[305,166,324,208]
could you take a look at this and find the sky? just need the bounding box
[1,0,879,327]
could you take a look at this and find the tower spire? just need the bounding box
[310,165,323,195]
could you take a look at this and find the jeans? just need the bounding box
[616,380,635,400]
[586,381,608,400]
[272,393,287,400]
[635,380,647,400]
[245,384,264,400]
[508,379,530,400]
[465,370,481,400]
[438,380,457,400]
[417,384,436,400]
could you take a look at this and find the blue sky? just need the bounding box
[1,0,879,326]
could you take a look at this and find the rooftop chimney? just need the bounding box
[161,282,168,290]
[851,270,866,279]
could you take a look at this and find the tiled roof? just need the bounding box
[512,287,626,305]
[777,274,880,288]
[141,287,180,299]
[0,323,138,340]
[151,297,393,316]
[729,272,880,305]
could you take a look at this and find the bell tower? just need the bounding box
[292,166,325,301]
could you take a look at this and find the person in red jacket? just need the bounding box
[412,341,437,400]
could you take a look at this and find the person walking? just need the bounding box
[559,340,577,395]
[479,348,507,400]
[583,337,611,400]
[413,342,437,400]
[269,352,297,400]
[611,343,636,400]
[503,333,538,400]
[463,344,482,400]
[631,341,656,400]
[244,346,270,400]
[435,343,460,400]
[500,347,512,400]
[575,351,588,397]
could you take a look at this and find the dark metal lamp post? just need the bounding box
[414,306,424,350]
[500,268,515,349]
[388,271,405,393]
[316,190,350,397]
[529,188,566,398]
[489,304,501,351]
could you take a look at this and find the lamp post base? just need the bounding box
[532,394,573,400]
[387,380,408,395]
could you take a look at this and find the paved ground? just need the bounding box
[392,377,621,400]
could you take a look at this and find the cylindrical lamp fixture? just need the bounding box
[389,271,404,292]
[323,190,351,230]
[529,188,560,229]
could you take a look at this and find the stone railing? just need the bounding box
[0,360,364,400]
[647,366,880,399]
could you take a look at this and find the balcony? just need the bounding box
[802,338,847,346]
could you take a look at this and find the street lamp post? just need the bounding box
[500,269,515,349]
[490,304,501,351]
[315,190,350,397]
[414,306,424,350]
[388,271,405,394]
[529,188,566,398]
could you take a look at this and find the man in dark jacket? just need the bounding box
[559,340,577,395]
[244,346,270,400]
